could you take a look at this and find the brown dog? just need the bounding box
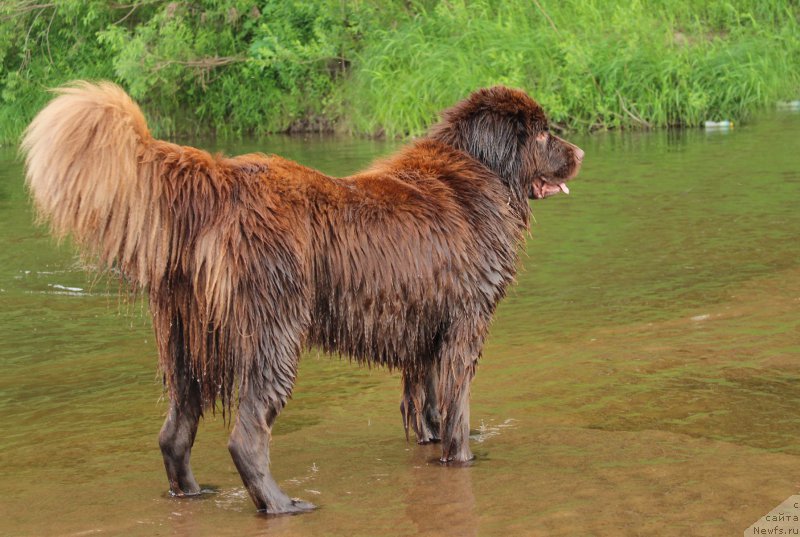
[22,82,583,514]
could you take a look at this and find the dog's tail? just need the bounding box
[21,81,174,288]
[21,82,264,410]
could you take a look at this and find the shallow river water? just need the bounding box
[1,112,799,536]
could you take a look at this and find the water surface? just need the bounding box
[1,115,799,536]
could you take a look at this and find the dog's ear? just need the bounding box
[430,103,525,183]
[428,87,545,203]
[465,110,525,182]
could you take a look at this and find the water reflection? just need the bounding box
[404,450,477,537]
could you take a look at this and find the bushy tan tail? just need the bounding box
[22,82,250,409]
[21,81,169,287]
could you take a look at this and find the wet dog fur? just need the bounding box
[22,82,583,513]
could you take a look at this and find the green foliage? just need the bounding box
[1,0,799,144]
[0,1,119,143]
[346,0,800,135]
[0,0,389,141]
[95,0,383,137]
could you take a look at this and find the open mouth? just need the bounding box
[530,176,570,199]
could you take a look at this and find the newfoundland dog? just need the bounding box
[22,82,583,513]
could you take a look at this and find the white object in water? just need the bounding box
[777,100,800,110]
[703,120,733,129]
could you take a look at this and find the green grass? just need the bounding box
[1,0,798,144]
[344,0,800,136]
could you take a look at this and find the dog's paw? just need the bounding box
[262,498,317,516]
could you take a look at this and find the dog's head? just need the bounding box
[428,86,583,201]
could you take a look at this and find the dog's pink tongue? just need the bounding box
[559,183,570,194]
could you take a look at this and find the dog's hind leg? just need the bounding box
[158,361,203,496]
[400,363,441,444]
[228,372,315,514]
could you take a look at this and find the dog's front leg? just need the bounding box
[437,320,483,463]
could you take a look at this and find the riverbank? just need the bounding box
[1,0,798,144]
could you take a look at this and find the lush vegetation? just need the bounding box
[1,0,799,143]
